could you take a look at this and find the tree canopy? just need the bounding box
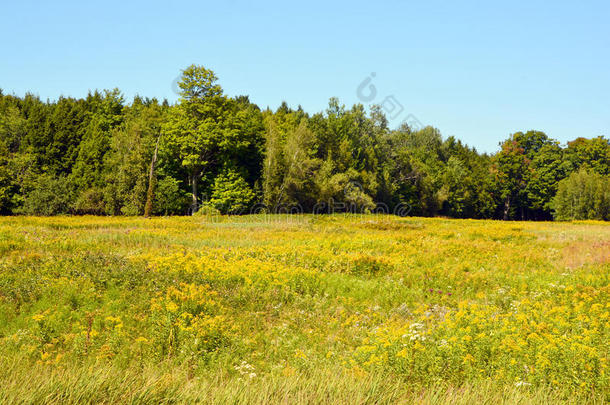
[0,65,608,220]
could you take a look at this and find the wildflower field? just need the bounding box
[0,215,608,404]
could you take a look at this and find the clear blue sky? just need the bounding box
[1,0,608,152]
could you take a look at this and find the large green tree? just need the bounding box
[492,131,554,220]
[0,73,609,220]
[553,168,610,220]
[565,136,610,175]
[163,65,233,207]
[101,97,165,215]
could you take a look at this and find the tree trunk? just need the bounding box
[144,134,161,218]
[191,173,198,209]
[503,195,511,220]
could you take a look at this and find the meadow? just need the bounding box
[0,215,608,404]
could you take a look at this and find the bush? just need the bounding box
[552,168,610,220]
[315,166,376,213]
[193,203,221,217]
[153,176,190,215]
[74,188,105,215]
[208,170,255,215]
[0,143,16,214]
[17,174,73,215]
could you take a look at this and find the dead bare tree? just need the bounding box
[144,133,161,218]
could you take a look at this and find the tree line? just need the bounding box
[0,65,608,220]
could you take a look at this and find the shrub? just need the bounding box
[552,168,610,220]
[193,203,221,217]
[17,174,73,215]
[208,170,255,215]
[74,188,105,215]
[153,176,190,215]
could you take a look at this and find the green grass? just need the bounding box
[0,215,608,403]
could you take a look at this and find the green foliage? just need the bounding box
[194,202,221,217]
[163,65,232,206]
[0,141,16,214]
[74,187,105,215]
[552,168,610,220]
[314,163,376,212]
[153,177,190,215]
[16,174,73,215]
[526,142,571,214]
[103,102,163,215]
[263,117,320,211]
[208,169,255,214]
[565,136,610,175]
[70,90,125,193]
[380,126,447,216]
[0,104,27,153]
[0,66,608,220]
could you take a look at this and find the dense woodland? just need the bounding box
[0,65,608,220]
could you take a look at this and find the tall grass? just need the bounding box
[0,357,591,404]
[0,215,607,403]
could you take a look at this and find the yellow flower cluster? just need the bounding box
[149,283,233,356]
[0,215,607,400]
[350,285,609,393]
